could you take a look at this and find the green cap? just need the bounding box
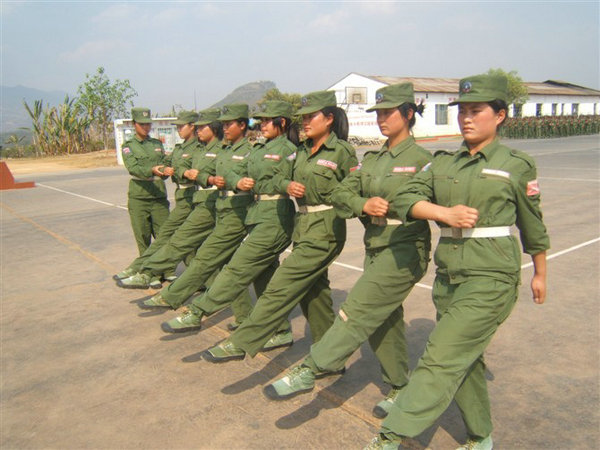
[172,110,200,125]
[131,107,152,124]
[194,108,221,126]
[295,90,337,115]
[366,83,415,112]
[218,103,249,121]
[449,73,508,105]
[253,100,294,119]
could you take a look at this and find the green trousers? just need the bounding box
[229,238,344,357]
[127,197,170,255]
[127,195,193,274]
[381,275,518,440]
[189,219,293,334]
[160,206,252,321]
[138,201,216,277]
[304,242,428,387]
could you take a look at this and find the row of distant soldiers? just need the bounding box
[500,114,600,139]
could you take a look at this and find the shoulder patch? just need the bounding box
[122,147,131,154]
[350,163,361,172]
[527,179,540,196]
[287,152,296,161]
[420,162,432,172]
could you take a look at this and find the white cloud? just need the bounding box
[92,3,142,24]
[308,8,350,32]
[58,39,132,63]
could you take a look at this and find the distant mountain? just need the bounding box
[1,85,70,133]
[211,81,276,109]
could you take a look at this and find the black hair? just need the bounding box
[397,101,425,129]
[208,121,224,140]
[272,116,300,146]
[236,118,249,135]
[320,106,349,141]
[487,99,509,129]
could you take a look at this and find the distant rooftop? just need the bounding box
[355,74,600,97]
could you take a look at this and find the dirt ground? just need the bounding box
[3,149,119,175]
[1,136,598,449]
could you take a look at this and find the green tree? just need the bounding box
[257,88,303,111]
[487,68,529,107]
[76,66,137,149]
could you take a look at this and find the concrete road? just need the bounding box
[1,135,598,449]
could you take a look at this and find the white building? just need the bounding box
[113,117,180,165]
[328,73,600,139]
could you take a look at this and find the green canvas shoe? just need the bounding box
[117,272,151,289]
[139,292,171,310]
[372,386,403,419]
[456,435,493,450]
[263,365,315,401]
[201,340,245,363]
[149,276,162,290]
[161,308,202,333]
[261,330,293,351]
[226,321,240,332]
[113,267,136,281]
[363,434,405,450]
[163,274,178,282]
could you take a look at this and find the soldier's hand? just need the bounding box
[443,205,478,228]
[237,177,255,191]
[213,176,226,188]
[531,274,546,304]
[287,181,305,198]
[184,169,199,180]
[363,197,389,217]
[163,166,175,176]
[152,165,165,176]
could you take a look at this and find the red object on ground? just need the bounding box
[0,161,35,190]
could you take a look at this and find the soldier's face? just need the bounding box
[134,122,151,139]
[302,111,333,140]
[458,103,505,149]
[177,123,195,140]
[223,120,244,143]
[376,108,409,138]
[260,118,283,140]
[196,125,214,143]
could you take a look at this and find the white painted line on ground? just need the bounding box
[538,176,600,183]
[38,183,128,210]
[37,183,599,290]
[520,237,600,269]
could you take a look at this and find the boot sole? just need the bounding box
[137,301,172,310]
[116,280,149,289]
[161,322,201,333]
[372,405,389,419]
[262,384,313,401]
[201,350,245,363]
[261,341,293,352]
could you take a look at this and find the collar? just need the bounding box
[457,137,501,161]
[204,138,221,152]
[230,137,248,152]
[305,132,339,155]
[382,136,416,157]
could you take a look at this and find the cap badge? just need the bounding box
[222,106,229,113]
[142,111,148,117]
[375,93,384,103]
[301,97,308,106]
[461,81,472,93]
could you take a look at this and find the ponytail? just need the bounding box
[321,106,349,141]
[398,101,424,129]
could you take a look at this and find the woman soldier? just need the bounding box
[116,110,200,288]
[159,101,299,346]
[201,90,358,364]
[365,73,549,450]
[263,83,432,419]
[119,107,170,260]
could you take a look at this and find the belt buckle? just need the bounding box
[371,216,386,226]
[451,228,463,239]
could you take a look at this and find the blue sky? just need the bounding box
[2,1,598,114]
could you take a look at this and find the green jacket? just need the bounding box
[391,138,550,283]
[332,136,432,250]
[276,132,358,243]
[122,135,168,200]
[217,137,254,211]
[229,135,296,226]
[191,138,221,204]
[169,137,202,201]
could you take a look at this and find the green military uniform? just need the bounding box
[222,91,358,358]
[122,107,170,255]
[181,102,297,333]
[160,104,254,319]
[379,75,550,443]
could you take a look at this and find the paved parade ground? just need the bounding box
[1,135,598,449]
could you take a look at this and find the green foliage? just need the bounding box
[76,66,137,149]
[257,88,303,111]
[487,68,529,106]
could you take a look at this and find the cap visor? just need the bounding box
[448,94,499,106]
[366,101,400,112]
[294,105,324,116]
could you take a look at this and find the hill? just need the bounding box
[211,80,276,109]
[1,85,71,133]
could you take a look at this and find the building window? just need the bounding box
[513,104,522,118]
[345,87,367,104]
[435,104,448,125]
[536,104,543,117]
[572,103,579,116]
[551,104,557,116]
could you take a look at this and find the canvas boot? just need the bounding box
[456,435,493,450]
[261,330,293,351]
[139,292,172,310]
[372,386,403,419]
[161,308,202,333]
[201,339,245,363]
[117,272,151,289]
[263,365,315,401]
[113,267,136,281]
